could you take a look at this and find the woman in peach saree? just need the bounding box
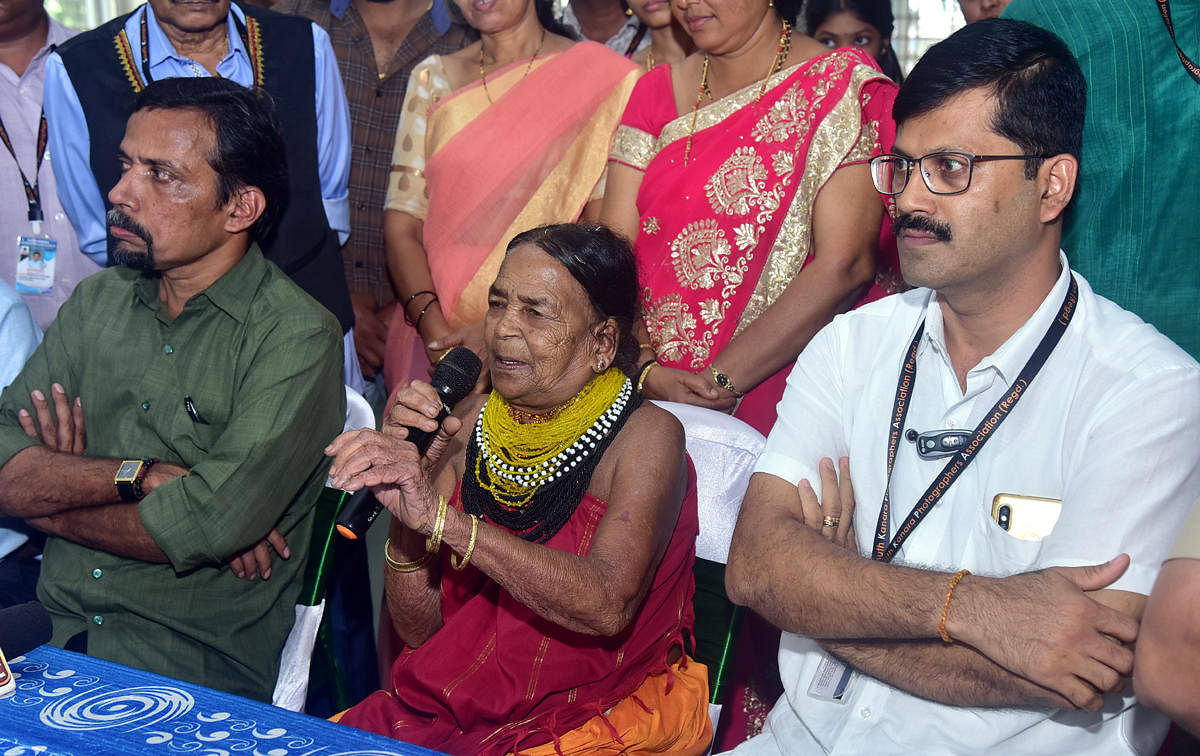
[382,0,639,390]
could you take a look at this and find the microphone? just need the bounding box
[0,601,53,697]
[335,346,483,540]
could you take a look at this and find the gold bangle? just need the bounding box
[939,568,971,643]
[384,537,433,573]
[450,514,480,571]
[425,495,448,553]
[636,361,658,393]
[638,343,653,351]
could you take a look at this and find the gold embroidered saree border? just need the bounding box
[735,61,890,337]
[611,124,656,170]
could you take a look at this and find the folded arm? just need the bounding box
[822,585,1144,710]
[727,470,1139,711]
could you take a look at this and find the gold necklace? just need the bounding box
[479,29,547,105]
[683,20,792,166]
[646,46,655,71]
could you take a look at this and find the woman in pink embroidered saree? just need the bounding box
[382,0,639,392]
[601,9,900,436]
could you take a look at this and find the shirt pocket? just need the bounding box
[963,498,1048,575]
[167,386,232,459]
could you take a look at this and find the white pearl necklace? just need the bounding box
[475,378,633,491]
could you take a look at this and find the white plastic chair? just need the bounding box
[651,401,765,748]
[273,386,376,711]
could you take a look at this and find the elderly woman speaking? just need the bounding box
[327,224,710,755]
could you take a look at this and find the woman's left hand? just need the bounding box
[797,456,857,552]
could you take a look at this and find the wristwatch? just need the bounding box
[114,458,156,502]
[708,366,744,397]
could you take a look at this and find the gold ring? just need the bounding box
[822,515,840,528]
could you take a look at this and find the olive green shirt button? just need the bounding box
[91,568,102,579]
[92,615,103,626]
[163,344,174,355]
[141,401,150,411]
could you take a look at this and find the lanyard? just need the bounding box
[0,109,48,220]
[137,6,261,88]
[1157,0,1200,84]
[871,276,1079,563]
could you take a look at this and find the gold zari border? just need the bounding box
[610,124,656,170]
[735,61,889,337]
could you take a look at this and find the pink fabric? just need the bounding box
[625,50,899,435]
[339,467,699,755]
[384,43,637,392]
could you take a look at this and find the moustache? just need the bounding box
[893,213,952,243]
[106,209,153,245]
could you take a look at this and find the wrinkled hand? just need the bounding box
[325,380,461,534]
[229,528,289,581]
[351,293,390,379]
[642,366,737,413]
[18,383,85,454]
[797,457,857,552]
[952,555,1138,712]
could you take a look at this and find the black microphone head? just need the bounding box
[431,346,483,406]
[0,601,52,658]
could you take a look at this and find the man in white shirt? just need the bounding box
[725,18,1200,756]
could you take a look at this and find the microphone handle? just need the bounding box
[334,403,450,540]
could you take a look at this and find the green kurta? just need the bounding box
[1005,0,1200,359]
[0,246,345,701]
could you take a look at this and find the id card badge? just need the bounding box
[807,653,856,703]
[15,234,56,294]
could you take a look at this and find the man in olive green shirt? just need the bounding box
[0,78,345,701]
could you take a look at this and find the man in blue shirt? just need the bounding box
[42,0,362,389]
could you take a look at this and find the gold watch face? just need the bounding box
[115,459,144,483]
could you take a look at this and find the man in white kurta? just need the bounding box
[724,18,1200,756]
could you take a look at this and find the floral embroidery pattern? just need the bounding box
[751,83,810,143]
[641,292,713,366]
[705,147,769,216]
[642,216,660,235]
[670,220,732,290]
[640,52,884,371]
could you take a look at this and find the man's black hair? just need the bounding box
[894,18,1085,178]
[133,77,288,243]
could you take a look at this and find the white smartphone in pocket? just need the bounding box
[991,493,1063,542]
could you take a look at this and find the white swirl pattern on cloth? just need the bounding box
[0,647,435,756]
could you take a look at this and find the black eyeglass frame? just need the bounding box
[869,151,1051,196]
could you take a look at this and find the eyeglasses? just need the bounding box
[869,151,1049,196]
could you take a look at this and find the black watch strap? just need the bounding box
[115,458,156,502]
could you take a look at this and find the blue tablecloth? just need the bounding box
[0,645,441,756]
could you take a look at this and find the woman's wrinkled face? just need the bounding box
[485,244,609,413]
[812,10,885,62]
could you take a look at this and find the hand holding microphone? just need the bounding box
[333,347,482,540]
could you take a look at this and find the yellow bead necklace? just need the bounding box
[473,369,630,508]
